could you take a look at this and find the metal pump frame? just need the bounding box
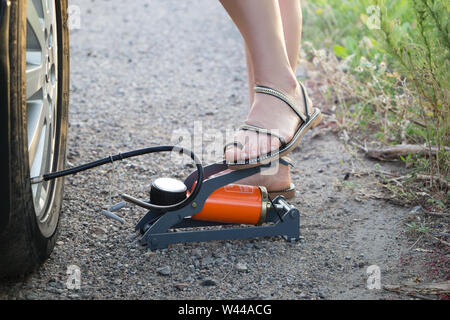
[125,161,301,250]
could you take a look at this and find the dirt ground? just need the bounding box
[1,0,446,300]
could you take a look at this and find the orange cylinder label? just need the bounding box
[191,184,264,225]
[223,185,254,193]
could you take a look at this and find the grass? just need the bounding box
[301,0,449,209]
[300,1,450,290]
[406,221,431,235]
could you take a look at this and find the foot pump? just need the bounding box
[31,146,301,250]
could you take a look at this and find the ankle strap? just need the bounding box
[254,85,308,123]
[279,156,294,167]
[298,82,310,123]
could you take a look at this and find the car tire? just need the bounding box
[0,0,69,278]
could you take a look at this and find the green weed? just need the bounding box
[302,0,449,206]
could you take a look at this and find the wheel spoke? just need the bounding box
[26,64,44,99]
[34,105,55,217]
[26,1,45,50]
[43,0,52,27]
[30,122,47,211]
[34,181,46,212]
[28,99,47,168]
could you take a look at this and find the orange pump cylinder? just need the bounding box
[190,184,269,226]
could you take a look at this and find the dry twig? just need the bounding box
[384,281,450,297]
[365,144,449,161]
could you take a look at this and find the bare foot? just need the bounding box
[224,80,313,164]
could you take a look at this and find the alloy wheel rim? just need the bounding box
[26,0,58,222]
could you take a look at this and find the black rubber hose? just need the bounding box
[35,146,204,212]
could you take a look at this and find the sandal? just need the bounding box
[224,83,322,169]
[268,183,296,200]
[267,156,296,200]
[210,157,297,199]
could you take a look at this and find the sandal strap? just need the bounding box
[223,141,244,153]
[254,85,309,124]
[279,156,294,167]
[239,124,287,146]
[298,82,311,123]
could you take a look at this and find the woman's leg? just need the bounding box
[220,0,311,163]
[244,44,255,106]
[245,0,303,107]
[244,0,303,107]
[230,0,303,191]
[278,0,303,74]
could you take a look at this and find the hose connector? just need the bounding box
[30,176,44,184]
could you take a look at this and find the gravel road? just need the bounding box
[1,0,426,300]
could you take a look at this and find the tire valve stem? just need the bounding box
[30,176,45,184]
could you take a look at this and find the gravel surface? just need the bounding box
[1,0,428,300]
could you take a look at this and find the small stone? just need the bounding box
[114,279,122,285]
[409,206,423,214]
[212,251,224,258]
[56,241,64,246]
[156,266,171,276]
[174,283,189,291]
[192,249,202,257]
[202,257,215,266]
[126,233,138,242]
[91,226,108,241]
[235,263,248,272]
[345,256,351,260]
[144,251,156,258]
[201,278,217,287]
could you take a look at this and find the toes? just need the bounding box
[239,133,252,161]
[247,137,259,161]
[224,130,283,163]
[260,135,272,155]
[239,133,280,161]
[269,135,281,153]
[225,147,241,163]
